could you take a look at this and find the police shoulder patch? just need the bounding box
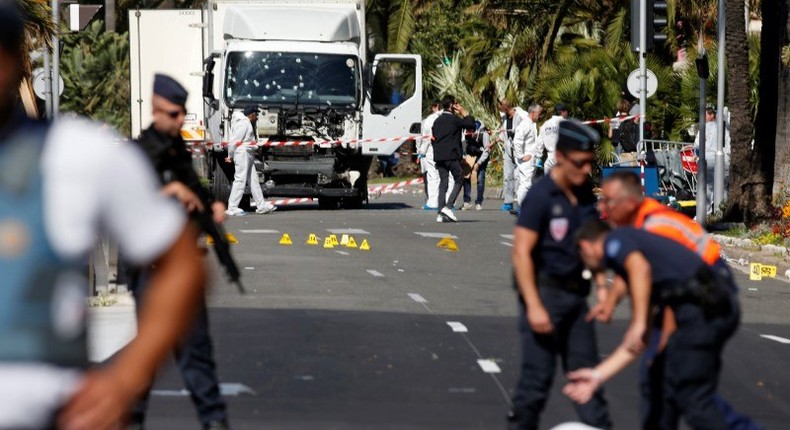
[606,239,621,258]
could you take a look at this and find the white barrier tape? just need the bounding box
[582,114,639,125]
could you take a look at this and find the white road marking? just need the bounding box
[335,251,350,256]
[367,269,384,277]
[414,232,458,239]
[500,234,514,240]
[327,228,370,235]
[477,359,502,373]
[244,267,255,270]
[448,387,477,394]
[239,229,280,234]
[153,383,256,397]
[760,335,790,344]
[748,288,758,291]
[408,293,427,303]
[500,241,513,247]
[446,322,468,333]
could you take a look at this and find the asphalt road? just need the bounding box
[140,191,790,429]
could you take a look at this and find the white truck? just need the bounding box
[130,0,422,208]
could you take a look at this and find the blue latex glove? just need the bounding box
[535,158,544,168]
[417,153,425,159]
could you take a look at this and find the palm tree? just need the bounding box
[771,0,790,191]
[18,0,55,117]
[724,0,771,223]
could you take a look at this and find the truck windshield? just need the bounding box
[225,51,358,108]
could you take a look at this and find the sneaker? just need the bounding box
[224,207,246,216]
[422,204,438,211]
[255,204,277,214]
[440,206,457,222]
[500,202,513,212]
[509,207,520,216]
[461,202,473,211]
[475,203,482,211]
[436,215,444,223]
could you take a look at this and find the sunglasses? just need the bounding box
[155,107,185,119]
[566,157,594,169]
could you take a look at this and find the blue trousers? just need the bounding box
[462,160,488,204]
[640,264,761,430]
[130,271,227,426]
[510,288,612,430]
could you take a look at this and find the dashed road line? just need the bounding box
[239,229,280,234]
[367,269,384,278]
[414,232,458,239]
[446,322,468,333]
[761,334,790,344]
[335,251,350,256]
[327,228,370,235]
[244,267,255,270]
[500,234,514,240]
[408,293,427,303]
[500,241,513,247]
[477,359,502,374]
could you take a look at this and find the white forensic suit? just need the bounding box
[418,110,454,209]
[227,110,273,214]
[535,115,563,174]
[513,115,539,207]
[500,107,530,206]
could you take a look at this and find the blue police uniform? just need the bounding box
[510,174,611,430]
[127,75,228,429]
[0,119,85,427]
[604,228,740,430]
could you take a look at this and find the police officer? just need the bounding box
[509,120,611,430]
[594,171,761,430]
[130,74,230,430]
[569,221,741,430]
[0,4,206,429]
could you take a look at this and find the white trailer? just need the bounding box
[130,0,422,208]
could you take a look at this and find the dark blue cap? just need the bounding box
[153,74,188,107]
[243,106,258,116]
[554,103,568,114]
[556,119,598,153]
[0,0,24,55]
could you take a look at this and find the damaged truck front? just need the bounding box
[130,0,422,209]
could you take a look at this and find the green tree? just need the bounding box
[60,20,131,135]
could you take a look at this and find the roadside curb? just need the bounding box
[712,234,790,282]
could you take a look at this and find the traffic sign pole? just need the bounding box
[638,0,647,158]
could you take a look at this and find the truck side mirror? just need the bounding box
[203,55,218,106]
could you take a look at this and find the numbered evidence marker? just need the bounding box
[750,263,778,281]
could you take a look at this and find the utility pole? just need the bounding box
[51,0,60,119]
[714,0,726,211]
[638,0,647,154]
[696,40,709,223]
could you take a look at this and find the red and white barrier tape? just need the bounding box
[191,135,428,149]
[260,177,425,206]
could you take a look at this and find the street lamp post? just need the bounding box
[696,41,709,223]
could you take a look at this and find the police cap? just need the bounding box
[243,106,258,116]
[0,0,24,56]
[556,119,598,153]
[153,74,188,107]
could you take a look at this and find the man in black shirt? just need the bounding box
[430,95,476,222]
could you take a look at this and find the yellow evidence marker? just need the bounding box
[359,239,370,251]
[340,234,350,245]
[346,236,358,248]
[329,234,339,245]
[206,233,239,245]
[306,234,319,245]
[323,237,335,249]
[279,233,293,245]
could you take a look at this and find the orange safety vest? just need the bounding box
[634,198,722,265]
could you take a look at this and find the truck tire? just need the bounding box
[213,161,231,204]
